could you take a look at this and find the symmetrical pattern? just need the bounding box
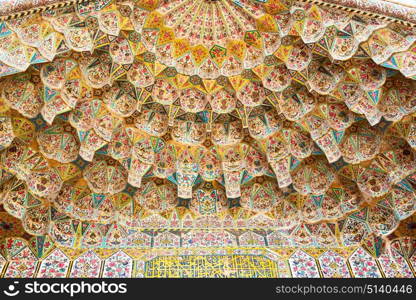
[37,248,70,278]
[0,0,416,278]
[69,250,102,278]
[318,250,351,277]
[348,247,382,278]
[102,251,133,278]
[288,250,320,277]
[0,236,414,278]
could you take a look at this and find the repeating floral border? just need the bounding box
[0,0,415,25]
[0,246,415,278]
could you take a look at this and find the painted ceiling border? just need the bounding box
[297,0,416,26]
[0,0,89,21]
[0,0,414,26]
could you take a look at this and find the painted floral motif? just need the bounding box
[70,251,101,278]
[0,0,415,273]
[0,235,415,278]
[4,260,38,278]
[37,248,70,278]
[319,250,351,278]
[102,251,133,278]
[288,250,320,278]
[348,248,381,278]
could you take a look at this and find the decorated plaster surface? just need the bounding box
[1,0,416,25]
[0,0,415,278]
[298,0,416,24]
[0,235,415,278]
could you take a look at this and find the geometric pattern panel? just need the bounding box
[3,261,38,278]
[319,250,351,278]
[143,255,278,278]
[102,251,133,278]
[0,0,416,282]
[0,246,414,278]
[378,252,414,278]
[69,251,102,278]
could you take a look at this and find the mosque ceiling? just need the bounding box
[0,0,415,261]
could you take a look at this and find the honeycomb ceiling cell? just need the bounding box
[0,0,415,271]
